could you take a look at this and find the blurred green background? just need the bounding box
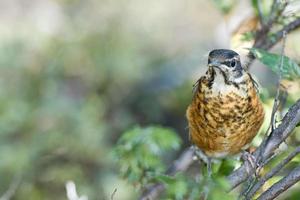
[0,0,299,199]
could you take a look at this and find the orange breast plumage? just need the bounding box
[186,72,264,158]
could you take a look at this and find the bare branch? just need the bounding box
[227,99,300,189]
[261,17,300,50]
[256,0,266,26]
[246,17,300,68]
[256,166,300,200]
[254,0,288,48]
[241,32,288,199]
[256,0,285,39]
[270,31,287,131]
[246,146,300,199]
[249,31,287,177]
[111,188,117,200]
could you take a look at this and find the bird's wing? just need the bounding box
[248,73,259,93]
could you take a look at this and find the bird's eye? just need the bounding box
[230,60,236,67]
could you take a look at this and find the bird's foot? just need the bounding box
[192,146,213,200]
[241,150,260,177]
[240,150,266,199]
[192,146,213,178]
[192,146,209,163]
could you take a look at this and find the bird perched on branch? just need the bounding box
[186,49,264,174]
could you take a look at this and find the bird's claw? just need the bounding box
[242,151,261,177]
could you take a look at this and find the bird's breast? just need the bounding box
[187,75,264,157]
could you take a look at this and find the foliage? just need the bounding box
[114,126,241,199]
[113,126,181,188]
[250,48,300,79]
[155,173,237,200]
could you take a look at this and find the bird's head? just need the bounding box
[207,49,245,83]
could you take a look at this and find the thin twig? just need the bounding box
[270,31,287,131]
[111,188,117,200]
[0,174,22,200]
[257,0,266,26]
[253,31,287,170]
[254,0,287,47]
[246,146,300,199]
[256,0,280,36]
[241,29,288,199]
[246,16,300,68]
[257,166,300,200]
[262,17,300,50]
[255,30,287,163]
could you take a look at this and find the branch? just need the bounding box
[261,17,300,50]
[227,99,300,189]
[111,188,117,200]
[256,0,266,26]
[246,146,300,199]
[254,0,287,46]
[246,17,300,68]
[0,174,22,200]
[254,0,287,48]
[256,166,300,200]
[239,31,288,198]
[139,148,194,200]
[270,30,286,131]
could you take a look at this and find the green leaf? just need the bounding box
[112,125,182,187]
[241,31,255,42]
[217,159,237,176]
[249,48,300,80]
[212,0,237,14]
[155,174,176,185]
[163,173,189,200]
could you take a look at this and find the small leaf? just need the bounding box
[164,173,189,200]
[217,159,236,175]
[155,174,176,185]
[249,48,300,80]
[212,0,237,14]
[241,31,255,42]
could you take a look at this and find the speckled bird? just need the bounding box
[186,49,264,161]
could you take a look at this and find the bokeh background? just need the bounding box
[0,0,299,199]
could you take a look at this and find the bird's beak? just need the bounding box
[208,61,220,68]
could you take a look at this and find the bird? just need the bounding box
[186,49,264,175]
